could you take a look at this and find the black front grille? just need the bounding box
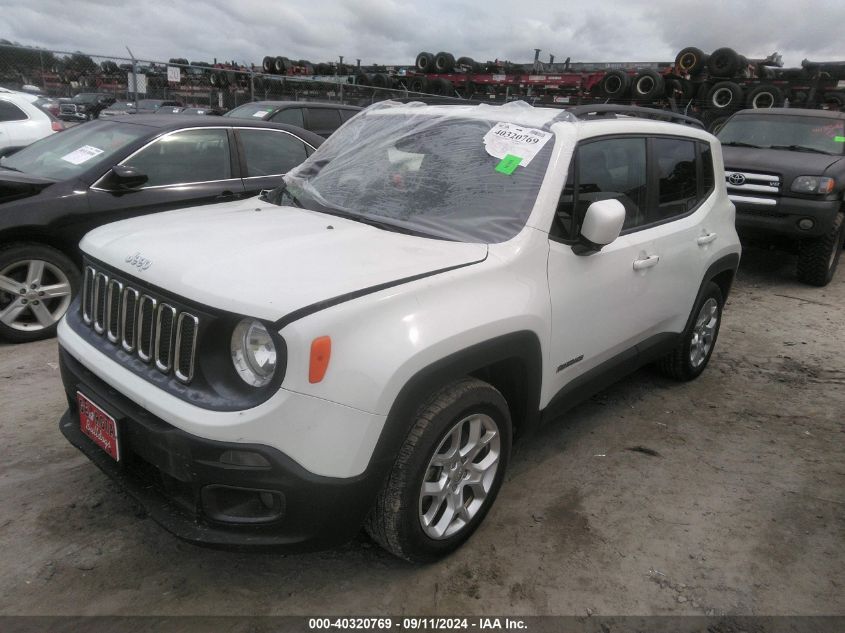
[80,264,199,384]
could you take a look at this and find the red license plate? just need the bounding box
[77,392,120,461]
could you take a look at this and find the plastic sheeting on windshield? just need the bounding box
[283,101,571,243]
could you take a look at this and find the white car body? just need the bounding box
[57,102,741,554]
[0,89,56,154]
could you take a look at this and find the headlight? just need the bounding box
[230,319,277,387]
[791,176,835,194]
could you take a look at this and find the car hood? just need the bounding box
[81,198,488,324]
[722,146,844,178]
[0,169,56,204]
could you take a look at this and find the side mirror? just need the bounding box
[105,165,148,191]
[572,199,626,255]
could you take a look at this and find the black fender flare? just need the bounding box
[685,252,740,334]
[366,330,543,476]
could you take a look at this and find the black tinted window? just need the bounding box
[306,108,341,131]
[555,137,648,238]
[339,109,358,122]
[239,129,309,176]
[126,128,231,186]
[654,138,698,219]
[699,141,715,195]
[0,99,27,122]
[270,108,304,127]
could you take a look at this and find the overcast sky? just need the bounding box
[1,0,844,68]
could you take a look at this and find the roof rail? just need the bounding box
[566,104,705,129]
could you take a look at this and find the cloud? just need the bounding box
[0,0,842,67]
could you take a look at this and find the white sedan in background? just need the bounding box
[0,88,63,156]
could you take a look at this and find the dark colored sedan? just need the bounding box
[0,115,322,342]
[224,101,360,137]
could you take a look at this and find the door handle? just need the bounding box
[696,232,718,246]
[633,254,660,270]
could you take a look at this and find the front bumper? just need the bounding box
[731,194,840,239]
[58,348,384,550]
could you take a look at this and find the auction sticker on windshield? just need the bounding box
[61,145,105,165]
[483,122,552,167]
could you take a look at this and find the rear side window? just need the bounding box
[0,100,28,122]
[699,141,715,196]
[270,108,304,127]
[238,129,309,176]
[339,109,358,122]
[305,108,341,132]
[554,137,648,239]
[654,137,698,220]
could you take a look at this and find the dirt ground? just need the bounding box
[0,244,842,617]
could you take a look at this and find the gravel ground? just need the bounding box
[0,244,842,617]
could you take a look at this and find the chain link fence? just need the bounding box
[0,43,474,113]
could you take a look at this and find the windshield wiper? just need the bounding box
[769,144,833,155]
[720,141,763,148]
[310,205,449,240]
[259,181,302,208]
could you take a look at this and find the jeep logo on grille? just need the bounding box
[727,173,746,186]
[125,252,152,271]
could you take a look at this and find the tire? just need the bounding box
[456,56,475,71]
[823,92,845,110]
[655,282,723,381]
[664,75,695,102]
[706,81,743,111]
[631,69,664,102]
[434,52,455,73]
[675,47,708,76]
[408,77,428,93]
[600,70,630,99]
[273,56,288,74]
[796,211,845,286]
[415,52,435,73]
[365,377,512,562]
[0,243,80,343]
[428,78,453,96]
[707,47,742,77]
[370,73,389,88]
[746,84,784,109]
[704,112,731,134]
[695,81,712,104]
[355,72,371,86]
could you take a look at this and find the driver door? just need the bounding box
[545,136,661,401]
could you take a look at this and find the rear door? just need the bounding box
[87,126,245,224]
[234,127,315,195]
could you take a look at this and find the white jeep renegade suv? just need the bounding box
[57,101,740,562]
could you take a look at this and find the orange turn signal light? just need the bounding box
[309,336,331,383]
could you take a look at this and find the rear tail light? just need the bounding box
[51,121,65,132]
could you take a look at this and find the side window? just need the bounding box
[305,108,341,132]
[554,137,648,239]
[0,100,28,122]
[270,108,304,127]
[654,137,698,220]
[238,129,309,176]
[125,128,231,187]
[699,141,715,197]
[339,109,358,122]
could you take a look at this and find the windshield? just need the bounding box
[137,100,165,109]
[0,120,151,180]
[224,103,276,119]
[274,103,555,243]
[73,93,100,103]
[717,114,845,155]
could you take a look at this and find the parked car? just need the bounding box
[224,101,361,137]
[128,99,182,115]
[0,89,63,156]
[55,103,740,561]
[98,102,135,118]
[717,108,845,286]
[58,93,116,122]
[0,115,322,342]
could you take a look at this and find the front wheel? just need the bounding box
[365,378,511,562]
[0,243,80,343]
[796,211,844,287]
[655,282,723,381]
